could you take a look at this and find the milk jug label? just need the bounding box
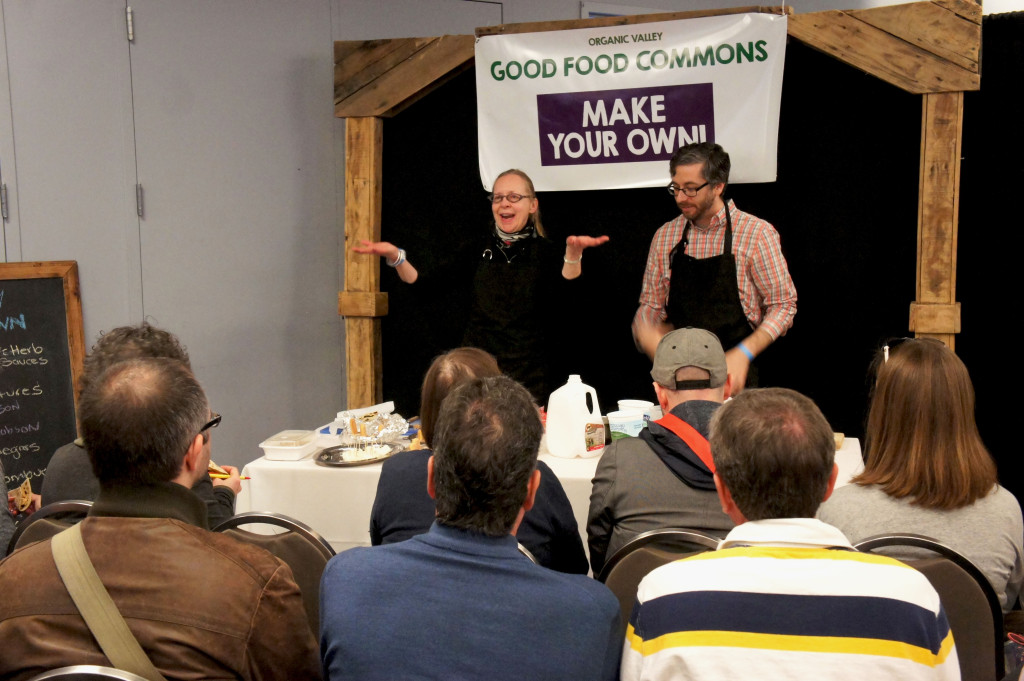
[585,422,605,452]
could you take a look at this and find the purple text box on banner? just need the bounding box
[537,84,715,167]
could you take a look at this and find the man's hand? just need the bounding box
[212,465,243,494]
[724,329,773,395]
[634,318,674,360]
[724,347,751,395]
[7,489,41,516]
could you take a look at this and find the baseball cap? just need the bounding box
[650,328,727,389]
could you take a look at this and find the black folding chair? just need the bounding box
[26,665,150,681]
[6,500,93,557]
[213,511,335,634]
[856,533,1004,681]
[598,528,721,629]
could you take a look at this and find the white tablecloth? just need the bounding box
[237,437,862,554]
[236,456,383,553]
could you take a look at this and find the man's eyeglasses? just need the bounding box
[200,412,221,442]
[666,181,709,197]
[487,193,533,204]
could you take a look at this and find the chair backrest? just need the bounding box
[598,528,721,630]
[855,533,1004,681]
[517,542,538,564]
[6,500,93,557]
[26,665,150,681]
[213,511,335,634]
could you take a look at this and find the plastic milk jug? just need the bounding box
[545,375,605,458]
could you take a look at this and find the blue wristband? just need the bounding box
[737,342,755,362]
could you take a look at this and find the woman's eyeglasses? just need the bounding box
[487,193,533,204]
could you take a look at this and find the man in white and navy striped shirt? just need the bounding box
[622,388,959,681]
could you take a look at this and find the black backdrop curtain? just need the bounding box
[958,12,1024,502]
[377,13,1022,501]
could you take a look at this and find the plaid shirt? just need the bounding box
[633,200,796,342]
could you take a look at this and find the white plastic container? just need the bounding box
[259,430,318,461]
[545,375,604,458]
[607,410,645,440]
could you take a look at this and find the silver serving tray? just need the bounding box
[314,443,402,467]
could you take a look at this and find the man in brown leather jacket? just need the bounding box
[41,321,240,527]
[0,357,321,680]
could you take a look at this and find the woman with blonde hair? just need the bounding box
[819,338,1024,612]
[369,347,589,574]
[353,169,608,401]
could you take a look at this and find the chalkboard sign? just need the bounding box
[0,261,84,493]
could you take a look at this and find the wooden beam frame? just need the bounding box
[342,117,384,408]
[788,3,980,93]
[911,91,964,348]
[334,35,476,118]
[335,0,981,408]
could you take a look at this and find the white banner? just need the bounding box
[475,13,787,191]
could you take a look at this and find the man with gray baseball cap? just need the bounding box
[587,327,733,575]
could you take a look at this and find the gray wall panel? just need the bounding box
[128,0,342,465]
[331,0,501,38]
[0,4,17,261]
[1,0,142,341]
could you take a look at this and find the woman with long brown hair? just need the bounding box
[819,338,1023,611]
[369,347,589,574]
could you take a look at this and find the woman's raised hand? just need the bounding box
[562,235,609,280]
[565,235,610,259]
[352,240,399,261]
[352,239,419,284]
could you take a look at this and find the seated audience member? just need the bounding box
[588,327,734,574]
[1,462,15,551]
[42,322,240,527]
[322,376,622,681]
[2,463,42,553]
[370,347,588,574]
[819,338,1024,612]
[0,357,320,679]
[623,388,958,681]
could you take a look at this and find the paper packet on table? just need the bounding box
[318,402,409,445]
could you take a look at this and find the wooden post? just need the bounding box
[911,91,963,349]
[341,117,385,408]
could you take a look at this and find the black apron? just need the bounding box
[665,207,758,385]
[463,236,550,402]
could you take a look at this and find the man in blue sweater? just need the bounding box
[320,376,622,681]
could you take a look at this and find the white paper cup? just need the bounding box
[618,399,655,423]
[607,410,646,440]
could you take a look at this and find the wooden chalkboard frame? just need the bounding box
[0,261,85,420]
